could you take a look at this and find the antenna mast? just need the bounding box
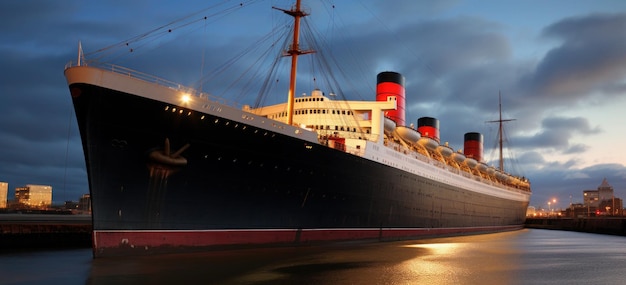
[273,0,315,125]
[486,92,515,171]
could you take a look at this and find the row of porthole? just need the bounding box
[166,103,307,146]
[211,155,317,176]
[209,117,279,138]
[171,101,306,138]
[163,105,275,139]
[164,105,192,116]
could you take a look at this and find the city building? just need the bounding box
[599,198,623,216]
[598,178,614,202]
[14,184,52,208]
[0,182,7,208]
[583,190,599,209]
[581,178,622,216]
[79,194,91,212]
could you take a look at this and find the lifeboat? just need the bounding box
[477,162,489,173]
[394,125,420,144]
[451,151,466,163]
[510,177,522,186]
[437,144,454,157]
[495,171,513,183]
[486,166,497,175]
[418,136,439,150]
[384,117,397,135]
[464,158,478,168]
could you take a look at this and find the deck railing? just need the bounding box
[65,60,243,109]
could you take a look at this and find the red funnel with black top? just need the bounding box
[417,117,440,143]
[376,71,405,126]
[464,132,483,162]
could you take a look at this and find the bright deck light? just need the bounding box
[181,93,191,104]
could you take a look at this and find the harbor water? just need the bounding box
[1,228,625,284]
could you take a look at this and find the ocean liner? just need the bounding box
[65,0,531,257]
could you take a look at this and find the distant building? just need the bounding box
[583,190,599,209]
[598,178,614,202]
[599,198,623,216]
[14,184,52,208]
[565,203,588,217]
[79,194,91,213]
[64,200,79,210]
[582,178,622,216]
[0,182,7,208]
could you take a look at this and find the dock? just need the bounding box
[525,217,626,236]
[0,214,92,250]
[3,215,626,251]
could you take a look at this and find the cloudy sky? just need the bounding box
[1,0,626,210]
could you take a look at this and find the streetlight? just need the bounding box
[547,198,557,217]
[548,201,552,216]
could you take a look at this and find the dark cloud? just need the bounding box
[563,143,590,155]
[516,151,545,166]
[512,116,600,155]
[522,12,626,99]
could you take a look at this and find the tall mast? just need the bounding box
[274,0,314,125]
[486,92,515,171]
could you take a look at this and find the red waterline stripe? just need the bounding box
[93,225,522,250]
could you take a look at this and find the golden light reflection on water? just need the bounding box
[399,243,471,284]
[403,242,461,255]
[395,233,523,284]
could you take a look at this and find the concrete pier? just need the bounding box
[0,214,92,249]
[525,217,626,236]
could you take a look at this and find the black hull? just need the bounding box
[67,68,529,256]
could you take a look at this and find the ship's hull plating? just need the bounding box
[69,77,528,257]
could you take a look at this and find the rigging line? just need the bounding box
[300,21,367,137]
[303,19,361,104]
[88,0,228,54]
[86,13,217,63]
[200,14,208,92]
[86,0,258,57]
[306,6,372,101]
[211,24,289,104]
[254,51,285,108]
[194,20,288,93]
[253,28,295,108]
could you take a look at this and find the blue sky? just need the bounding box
[1,0,626,210]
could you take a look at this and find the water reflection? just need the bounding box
[3,229,626,285]
[398,233,524,285]
[82,229,626,284]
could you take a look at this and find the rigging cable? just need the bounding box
[85,0,262,62]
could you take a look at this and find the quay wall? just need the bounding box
[525,217,626,236]
[0,214,92,249]
[3,215,625,250]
